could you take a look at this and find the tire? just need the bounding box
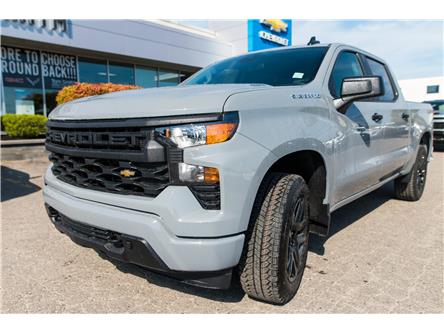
[239,173,309,305]
[394,144,428,201]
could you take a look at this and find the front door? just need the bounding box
[328,50,387,204]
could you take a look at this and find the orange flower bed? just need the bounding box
[56,82,141,105]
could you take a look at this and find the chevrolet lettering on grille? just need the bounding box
[47,130,147,148]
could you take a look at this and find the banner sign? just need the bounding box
[1,45,77,89]
[247,19,292,52]
[41,51,77,89]
[1,46,42,88]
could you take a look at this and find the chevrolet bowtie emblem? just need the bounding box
[120,169,136,177]
[260,19,288,33]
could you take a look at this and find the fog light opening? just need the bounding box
[178,163,219,184]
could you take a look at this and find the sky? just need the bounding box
[177,20,443,80]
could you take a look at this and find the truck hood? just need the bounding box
[49,84,271,120]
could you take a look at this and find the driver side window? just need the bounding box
[329,51,364,98]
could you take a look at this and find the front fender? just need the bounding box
[226,88,336,205]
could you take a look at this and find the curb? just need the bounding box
[1,141,48,161]
[1,138,46,147]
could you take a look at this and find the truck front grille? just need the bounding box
[433,122,444,129]
[46,118,173,198]
[45,116,223,208]
[49,153,169,197]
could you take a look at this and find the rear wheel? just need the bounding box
[239,173,309,305]
[394,144,428,201]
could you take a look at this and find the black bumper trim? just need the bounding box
[45,205,233,289]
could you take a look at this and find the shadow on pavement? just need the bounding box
[98,181,396,303]
[1,165,41,202]
[99,253,246,303]
[309,181,394,255]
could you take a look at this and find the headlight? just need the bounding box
[169,124,207,148]
[156,112,238,148]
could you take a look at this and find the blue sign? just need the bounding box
[248,19,292,52]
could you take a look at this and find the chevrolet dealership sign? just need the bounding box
[248,19,292,51]
[4,19,68,33]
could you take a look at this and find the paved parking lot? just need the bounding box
[1,151,443,313]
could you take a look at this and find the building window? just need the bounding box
[78,57,108,83]
[1,45,45,115]
[135,66,157,88]
[2,44,197,117]
[44,89,60,114]
[3,87,44,115]
[158,69,180,87]
[109,62,135,85]
[179,71,193,83]
[427,85,439,94]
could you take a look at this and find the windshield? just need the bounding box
[183,47,329,87]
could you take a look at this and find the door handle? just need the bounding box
[372,113,383,122]
[354,126,367,132]
[401,112,410,121]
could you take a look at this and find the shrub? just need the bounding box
[1,114,48,138]
[56,82,141,105]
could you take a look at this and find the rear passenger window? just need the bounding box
[365,57,396,101]
[329,51,364,98]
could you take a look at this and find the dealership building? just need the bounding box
[4,19,441,118]
[0,19,292,117]
[398,76,443,103]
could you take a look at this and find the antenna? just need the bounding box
[307,36,320,45]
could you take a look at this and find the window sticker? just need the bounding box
[292,72,304,79]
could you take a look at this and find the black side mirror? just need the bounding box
[334,76,383,112]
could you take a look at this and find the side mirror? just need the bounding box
[334,76,383,112]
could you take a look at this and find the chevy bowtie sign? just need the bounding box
[259,19,288,33]
[248,19,292,51]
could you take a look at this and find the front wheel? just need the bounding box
[394,144,428,201]
[239,173,309,305]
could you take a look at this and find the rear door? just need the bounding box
[360,56,411,178]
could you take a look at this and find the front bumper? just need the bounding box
[45,203,233,289]
[43,184,244,274]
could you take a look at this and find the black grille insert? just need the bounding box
[190,184,221,210]
[50,153,169,197]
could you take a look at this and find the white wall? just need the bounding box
[0,20,233,68]
[398,76,444,102]
[208,20,248,56]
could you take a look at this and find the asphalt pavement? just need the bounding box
[1,152,443,313]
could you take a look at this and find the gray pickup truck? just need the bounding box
[44,43,433,304]
[424,100,444,144]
